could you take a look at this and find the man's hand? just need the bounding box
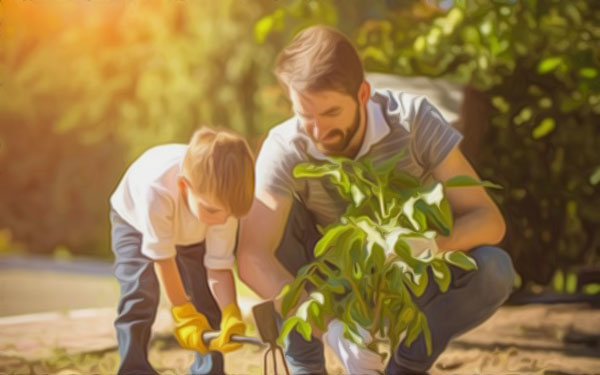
[209,303,246,353]
[171,301,212,353]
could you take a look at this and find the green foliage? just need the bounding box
[255,0,600,285]
[278,153,497,356]
[1,1,284,256]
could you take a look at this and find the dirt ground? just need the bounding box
[1,303,599,375]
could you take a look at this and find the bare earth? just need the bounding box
[0,262,599,374]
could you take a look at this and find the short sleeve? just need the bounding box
[411,97,463,172]
[140,187,176,260]
[255,132,298,197]
[204,216,238,269]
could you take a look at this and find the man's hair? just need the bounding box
[182,127,255,217]
[275,25,364,97]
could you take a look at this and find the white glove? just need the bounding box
[324,319,385,375]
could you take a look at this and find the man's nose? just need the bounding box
[312,120,327,141]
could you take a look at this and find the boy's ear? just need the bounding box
[177,176,187,195]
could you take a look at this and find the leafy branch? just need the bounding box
[278,149,501,358]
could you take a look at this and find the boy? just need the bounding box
[109,127,255,375]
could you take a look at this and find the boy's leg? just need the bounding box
[385,245,516,374]
[176,242,224,375]
[111,209,160,375]
[275,199,326,375]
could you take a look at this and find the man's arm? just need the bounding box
[237,189,294,306]
[432,147,506,252]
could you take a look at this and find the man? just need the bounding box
[238,25,515,375]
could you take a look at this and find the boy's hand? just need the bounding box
[208,303,246,353]
[171,301,211,353]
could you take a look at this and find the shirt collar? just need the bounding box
[304,96,390,161]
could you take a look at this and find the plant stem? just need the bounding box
[369,275,384,338]
[348,277,369,318]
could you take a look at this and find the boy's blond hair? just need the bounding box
[182,127,255,217]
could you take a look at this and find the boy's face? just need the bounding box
[289,82,369,157]
[179,177,231,225]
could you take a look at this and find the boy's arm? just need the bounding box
[206,269,237,310]
[155,256,212,353]
[154,257,189,306]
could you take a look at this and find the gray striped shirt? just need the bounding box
[255,88,463,226]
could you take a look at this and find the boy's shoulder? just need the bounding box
[116,143,188,198]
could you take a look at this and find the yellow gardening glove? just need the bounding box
[208,303,246,353]
[171,301,212,354]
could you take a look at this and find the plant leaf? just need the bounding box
[444,175,503,189]
[431,259,451,292]
[444,250,478,271]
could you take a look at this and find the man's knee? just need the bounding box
[470,246,516,304]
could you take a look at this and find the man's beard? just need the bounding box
[316,105,361,155]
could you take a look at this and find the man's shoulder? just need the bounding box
[371,88,429,115]
[370,88,437,132]
[266,116,301,141]
[261,117,309,157]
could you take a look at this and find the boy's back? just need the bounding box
[110,143,237,264]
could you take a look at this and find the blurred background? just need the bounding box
[1,0,599,301]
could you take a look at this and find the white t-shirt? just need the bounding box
[110,144,237,269]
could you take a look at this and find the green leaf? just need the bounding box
[281,280,305,316]
[532,118,555,139]
[403,311,422,348]
[351,185,366,207]
[579,67,598,79]
[293,162,351,196]
[589,166,600,186]
[389,170,421,190]
[431,259,451,292]
[403,265,429,297]
[296,320,313,341]
[421,314,433,356]
[415,200,451,236]
[537,56,563,74]
[343,322,366,347]
[253,15,274,44]
[350,300,372,327]
[444,175,503,189]
[444,251,478,271]
[420,182,444,207]
[278,316,301,345]
[326,277,349,295]
[313,223,353,257]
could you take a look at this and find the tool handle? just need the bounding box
[202,331,264,347]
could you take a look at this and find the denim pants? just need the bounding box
[110,208,224,375]
[275,199,516,375]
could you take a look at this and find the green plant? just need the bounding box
[277,151,501,357]
[255,0,600,288]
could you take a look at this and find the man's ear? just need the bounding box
[358,81,371,106]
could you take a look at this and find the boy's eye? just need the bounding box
[200,204,220,214]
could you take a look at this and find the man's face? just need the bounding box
[289,88,363,156]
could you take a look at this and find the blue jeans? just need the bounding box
[275,200,516,375]
[110,208,224,375]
